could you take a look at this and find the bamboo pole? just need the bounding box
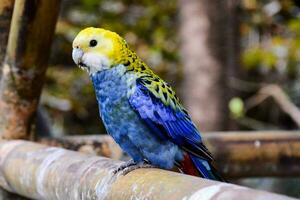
[0,140,296,200]
[0,0,14,68]
[0,0,60,139]
[39,131,300,178]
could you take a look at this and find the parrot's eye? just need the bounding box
[89,39,97,47]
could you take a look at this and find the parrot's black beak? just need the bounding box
[78,61,87,68]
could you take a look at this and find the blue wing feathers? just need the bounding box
[190,154,226,181]
[143,118,168,140]
[128,79,213,161]
[190,155,212,179]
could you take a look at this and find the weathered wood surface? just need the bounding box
[0,0,60,139]
[40,131,300,178]
[0,140,297,200]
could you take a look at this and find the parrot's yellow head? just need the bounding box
[72,27,128,74]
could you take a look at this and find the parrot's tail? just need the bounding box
[180,153,225,182]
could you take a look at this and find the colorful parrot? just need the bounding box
[72,27,224,181]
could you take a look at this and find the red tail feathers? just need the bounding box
[180,152,226,181]
[180,153,199,176]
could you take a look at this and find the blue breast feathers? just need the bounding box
[90,66,183,169]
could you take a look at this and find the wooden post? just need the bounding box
[0,0,61,139]
[0,140,296,200]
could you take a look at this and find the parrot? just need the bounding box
[72,27,225,181]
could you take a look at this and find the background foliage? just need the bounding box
[43,0,300,135]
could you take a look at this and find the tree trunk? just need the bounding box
[179,0,234,131]
[0,0,61,139]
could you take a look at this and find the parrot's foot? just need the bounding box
[113,159,153,175]
[113,159,136,173]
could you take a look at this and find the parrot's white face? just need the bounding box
[72,47,111,74]
[72,27,124,74]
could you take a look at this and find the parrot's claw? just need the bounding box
[113,159,153,175]
[113,159,136,174]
